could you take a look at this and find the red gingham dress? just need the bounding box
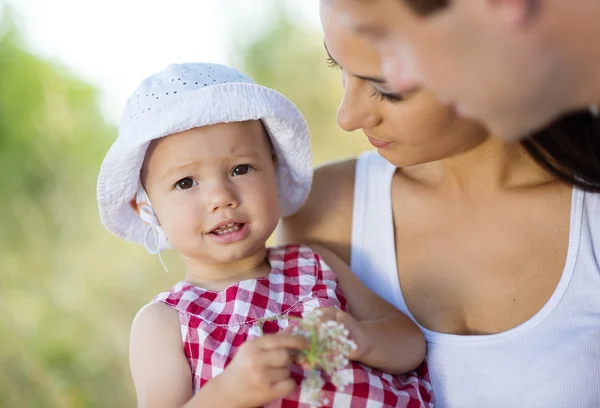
[153,244,434,407]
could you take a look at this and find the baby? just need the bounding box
[97,63,433,407]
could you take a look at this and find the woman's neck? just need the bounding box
[182,246,270,292]
[400,136,556,195]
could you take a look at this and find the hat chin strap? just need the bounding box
[143,225,170,273]
[137,185,170,272]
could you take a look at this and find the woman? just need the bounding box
[278,1,600,407]
[330,0,600,142]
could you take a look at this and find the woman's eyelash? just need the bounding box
[325,55,402,103]
[370,88,403,103]
[325,57,341,70]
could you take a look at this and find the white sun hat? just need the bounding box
[97,62,312,246]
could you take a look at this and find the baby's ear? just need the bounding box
[132,200,161,227]
[129,198,141,215]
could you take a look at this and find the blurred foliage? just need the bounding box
[230,4,371,164]
[0,3,370,407]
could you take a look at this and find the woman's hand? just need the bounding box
[216,332,308,408]
[314,306,373,361]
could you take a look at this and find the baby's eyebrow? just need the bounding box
[229,150,262,160]
[158,150,265,181]
[160,163,196,181]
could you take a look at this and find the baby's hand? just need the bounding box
[218,332,308,408]
[315,307,371,361]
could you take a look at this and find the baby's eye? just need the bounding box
[231,164,252,177]
[174,177,197,190]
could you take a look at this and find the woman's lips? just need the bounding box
[367,136,393,149]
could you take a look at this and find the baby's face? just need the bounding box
[141,120,280,264]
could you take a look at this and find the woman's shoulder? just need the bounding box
[313,157,357,199]
[277,157,357,264]
[289,157,358,219]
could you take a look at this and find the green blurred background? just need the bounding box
[0,1,372,407]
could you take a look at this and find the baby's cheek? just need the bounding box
[163,211,203,244]
[244,182,279,216]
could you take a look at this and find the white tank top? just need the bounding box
[350,151,600,408]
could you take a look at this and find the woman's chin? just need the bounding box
[377,148,423,168]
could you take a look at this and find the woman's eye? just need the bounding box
[175,177,197,190]
[370,88,403,103]
[231,164,252,177]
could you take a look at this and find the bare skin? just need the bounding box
[128,122,425,408]
[129,243,426,408]
[333,0,600,140]
[280,141,571,335]
[279,4,573,336]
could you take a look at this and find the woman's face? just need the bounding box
[320,0,489,168]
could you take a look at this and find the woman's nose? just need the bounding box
[337,76,382,132]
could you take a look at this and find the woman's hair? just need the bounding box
[400,0,600,192]
[402,0,449,15]
[523,111,600,192]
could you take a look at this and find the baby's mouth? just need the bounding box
[210,222,244,235]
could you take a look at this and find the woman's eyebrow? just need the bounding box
[323,40,385,84]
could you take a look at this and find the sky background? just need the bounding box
[7,0,321,123]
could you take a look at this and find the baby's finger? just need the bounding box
[264,348,293,368]
[270,378,297,399]
[260,332,308,351]
[265,367,294,384]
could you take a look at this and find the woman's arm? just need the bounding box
[281,158,425,373]
[277,159,357,264]
[311,244,426,375]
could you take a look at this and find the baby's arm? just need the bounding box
[130,303,306,408]
[310,245,426,375]
[130,303,225,407]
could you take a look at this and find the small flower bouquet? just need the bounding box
[291,309,357,406]
[258,309,357,407]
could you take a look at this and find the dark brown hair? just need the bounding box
[403,0,449,15]
[523,111,600,192]
[401,0,600,192]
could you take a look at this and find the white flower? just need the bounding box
[299,370,325,407]
[291,309,358,406]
